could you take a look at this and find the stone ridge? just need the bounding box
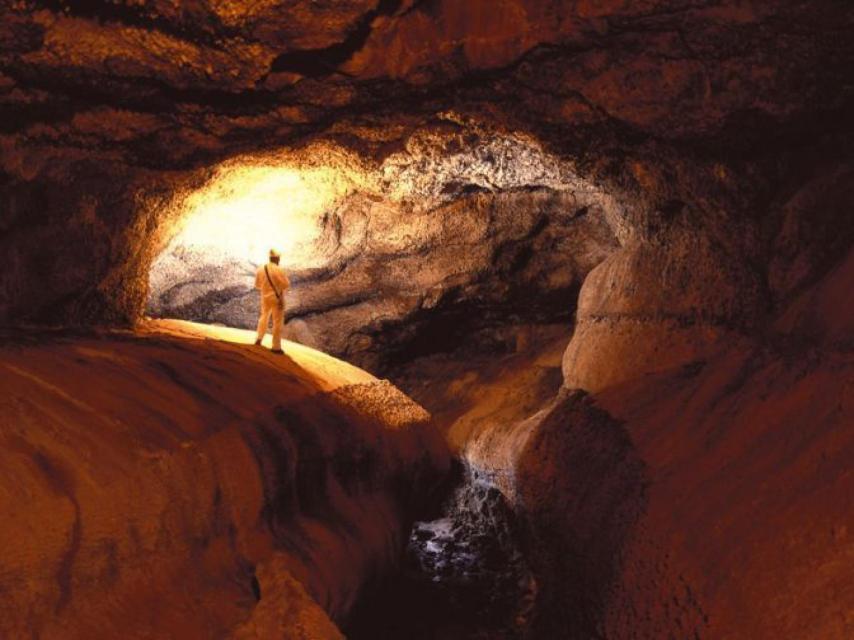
[0,325,450,638]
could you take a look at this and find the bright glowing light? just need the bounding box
[166,163,349,267]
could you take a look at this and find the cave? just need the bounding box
[1,2,853,639]
[143,133,619,372]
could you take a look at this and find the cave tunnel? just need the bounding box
[1,2,854,639]
[143,131,621,373]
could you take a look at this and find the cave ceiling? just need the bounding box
[1,0,853,332]
[2,0,853,172]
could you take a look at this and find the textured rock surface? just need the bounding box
[390,323,567,452]
[348,471,535,640]
[561,160,854,393]
[562,225,766,392]
[144,131,620,370]
[2,0,853,342]
[0,320,449,638]
[1,1,854,637]
[462,243,854,639]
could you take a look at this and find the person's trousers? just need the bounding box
[256,297,285,351]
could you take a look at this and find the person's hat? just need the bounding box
[269,248,281,259]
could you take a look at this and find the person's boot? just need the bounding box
[254,339,262,346]
[271,348,284,355]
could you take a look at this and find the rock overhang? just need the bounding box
[142,125,625,368]
[2,0,853,172]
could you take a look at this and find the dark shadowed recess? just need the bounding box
[373,284,581,374]
[271,0,406,76]
[515,391,651,638]
[345,391,651,640]
[32,0,240,44]
[345,463,534,640]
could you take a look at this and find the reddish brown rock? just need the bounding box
[0,1,852,637]
[1,0,852,342]
[0,320,449,639]
[464,246,854,639]
[562,226,765,392]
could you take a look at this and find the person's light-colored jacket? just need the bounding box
[255,262,290,305]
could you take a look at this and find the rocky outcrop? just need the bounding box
[1,1,853,637]
[460,235,854,638]
[562,160,854,393]
[3,0,851,164]
[562,223,766,392]
[0,320,449,638]
[347,470,536,639]
[385,154,854,637]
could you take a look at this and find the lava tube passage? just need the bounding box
[147,156,355,330]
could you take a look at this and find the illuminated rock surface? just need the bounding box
[0,320,449,639]
[145,136,620,369]
[1,1,854,638]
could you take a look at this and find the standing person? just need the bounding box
[254,248,290,354]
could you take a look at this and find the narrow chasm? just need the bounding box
[347,469,536,640]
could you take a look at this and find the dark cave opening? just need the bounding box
[346,468,537,640]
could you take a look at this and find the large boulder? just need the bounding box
[562,225,765,392]
[0,320,450,638]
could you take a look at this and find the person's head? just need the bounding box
[269,248,281,265]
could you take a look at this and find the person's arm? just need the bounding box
[254,267,263,290]
[273,266,289,291]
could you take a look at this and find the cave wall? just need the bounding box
[0,155,150,325]
[1,1,854,638]
[146,129,622,370]
[474,319,853,639]
[564,163,854,391]
[461,172,854,638]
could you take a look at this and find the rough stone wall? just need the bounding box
[461,172,854,638]
[563,221,767,392]
[144,129,621,370]
[563,162,854,393]
[0,157,149,325]
[1,2,853,637]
